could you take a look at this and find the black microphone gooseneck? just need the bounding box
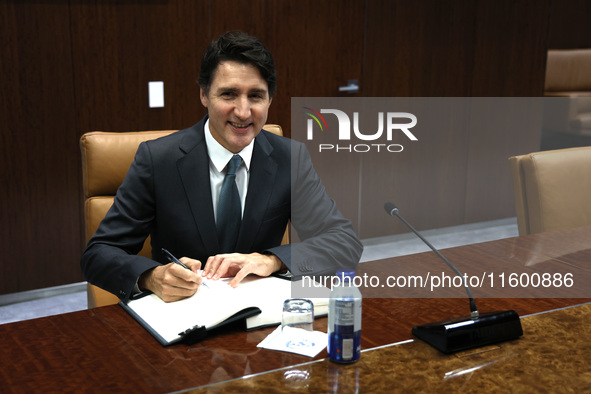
[384,202,479,318]
[383,201,523,354]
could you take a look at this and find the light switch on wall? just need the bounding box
[148,81,164,108]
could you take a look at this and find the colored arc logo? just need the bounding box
[303,107,329,132]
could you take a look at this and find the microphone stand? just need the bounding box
[384,202,523,354]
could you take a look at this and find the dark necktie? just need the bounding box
[217,154,242,252]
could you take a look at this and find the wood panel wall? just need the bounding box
[69,1,209,133]
[341,0,551,238]
[1,0,208,295]
[548,0,591,49]
[0,0,586,294]
[1,2,80,293]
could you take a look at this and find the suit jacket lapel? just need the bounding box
[237,132,277,251]
[176,120,220,255]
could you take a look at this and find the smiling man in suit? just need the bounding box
[81,31,362,302]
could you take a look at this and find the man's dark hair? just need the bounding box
[198,31,277,98]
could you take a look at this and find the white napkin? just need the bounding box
[257,326,327,357]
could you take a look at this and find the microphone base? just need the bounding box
[412,310,523,354]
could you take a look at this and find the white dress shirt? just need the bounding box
[204,119,254,220]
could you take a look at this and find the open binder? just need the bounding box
[120,275,328,346]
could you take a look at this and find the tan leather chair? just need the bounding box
[80,125,288,308]
[509,146,591,236]
[543,49,591,149]
[545,49,591,97]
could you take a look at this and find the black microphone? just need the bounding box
[384,202,523,354]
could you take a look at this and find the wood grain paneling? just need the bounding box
[1,1,211,294]
[357,100,470,238]
[363,0,477,97]
[548,0,591,49]
[359,0,550,239]
[69,0,209,133]
[0,1,82,293]
[469,0,550,97]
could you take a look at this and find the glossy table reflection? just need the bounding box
[1,225,590,393]
[187,302,591,393]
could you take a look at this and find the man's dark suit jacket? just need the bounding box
[81,116,363,301]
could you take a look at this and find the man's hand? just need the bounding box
[139,257,202,302]
[203,253,284,287]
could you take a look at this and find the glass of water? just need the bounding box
[281,298,314,331]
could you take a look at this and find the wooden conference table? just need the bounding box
[1,225,590,393]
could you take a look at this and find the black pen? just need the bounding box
[162,248,190,270]
[161,248,208,288]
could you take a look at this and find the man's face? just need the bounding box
[200,61,272,153]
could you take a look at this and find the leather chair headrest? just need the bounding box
[545,49,591,93]
[80,130,177,197]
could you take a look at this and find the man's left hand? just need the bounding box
[203,252,284,287]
